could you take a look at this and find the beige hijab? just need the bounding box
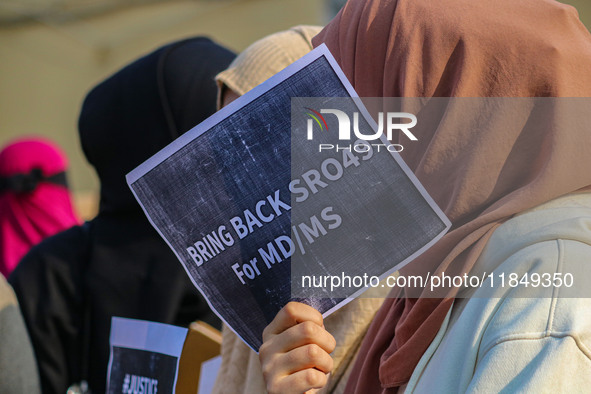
[212,25,391,394]
[216,25,321,107]
[312,0,591,392]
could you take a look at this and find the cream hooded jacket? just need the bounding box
[212,194,591,393]
[403,192,591,393]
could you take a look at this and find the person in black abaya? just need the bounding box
[9,37,236,394]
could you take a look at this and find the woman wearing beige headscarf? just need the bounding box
[212,25,391,394]
[260,0,591,393]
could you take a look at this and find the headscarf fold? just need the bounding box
[312,0,591,391]
[0,138,79,276]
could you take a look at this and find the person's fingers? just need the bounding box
[274,344,334,375]
[259,322,335,393]
[260,303,334,394]
[261,320,336,358]
[261,343,332,385]
[263,302,324,341]
[265,368,329,394]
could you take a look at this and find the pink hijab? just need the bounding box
[0,138,79,276]
[313,0,591,391]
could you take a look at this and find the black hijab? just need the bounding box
[80,36,236,214]
[10,37,236,394]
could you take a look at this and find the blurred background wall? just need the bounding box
[0,0,589,220]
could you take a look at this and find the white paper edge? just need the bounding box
[125,44,451,353]
[197,355,223,394]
